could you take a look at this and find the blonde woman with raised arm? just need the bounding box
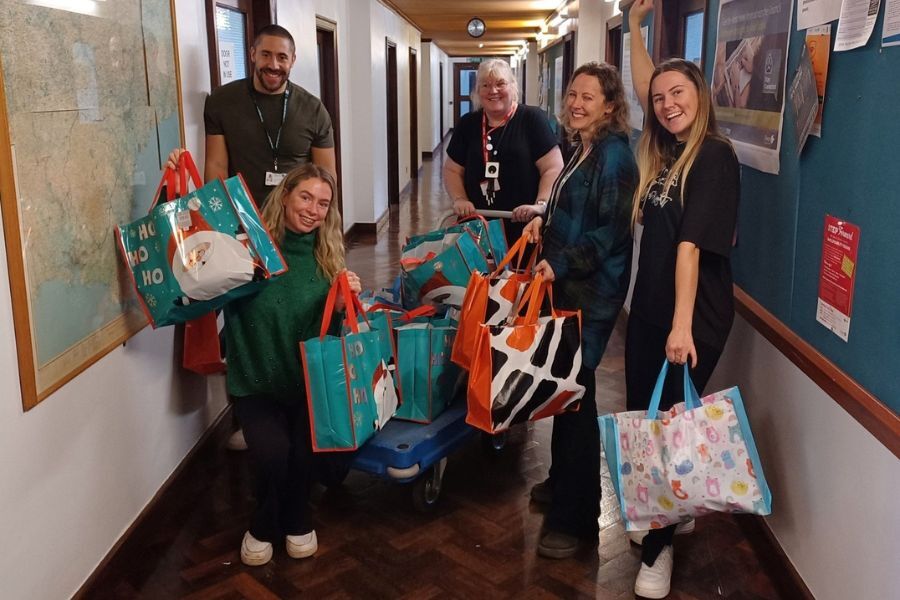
[626,0,741,597]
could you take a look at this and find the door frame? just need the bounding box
[408,47,418,179]
[385,39,400,205]
[316,17,343,220]
[453,62,479,127]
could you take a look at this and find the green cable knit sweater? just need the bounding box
[224,230,332,400]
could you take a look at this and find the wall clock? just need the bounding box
[467,17,486,38]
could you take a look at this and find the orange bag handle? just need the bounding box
[151,150,204,209]
[512,274,559,325]
[319,272,366,339]
[491,233,539,276]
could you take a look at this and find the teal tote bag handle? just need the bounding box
[646,360,702,419]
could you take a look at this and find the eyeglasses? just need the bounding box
[481,80,508,91]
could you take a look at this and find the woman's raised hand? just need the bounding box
[629,0,655,27]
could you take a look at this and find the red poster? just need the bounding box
[816,215,860,341]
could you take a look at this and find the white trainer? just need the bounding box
[286,530,318,559]
[626,518,695,545]
[226,429,248,451]
[240,531,273,566]
[634,544,674,599]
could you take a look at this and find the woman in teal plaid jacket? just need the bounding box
[523,62,638,559]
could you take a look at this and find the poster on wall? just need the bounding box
[711,0,793,174]
[835,0,881,51]
[788,44,818,155]
[797,0,841,30]
[882,0,900,47]
[805,24,831,137]
[816,215,860,342]
[553,55,564,119]
[622,26,649,130]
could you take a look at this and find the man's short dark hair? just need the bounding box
[254,25,295,53]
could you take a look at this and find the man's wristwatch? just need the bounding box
[535,199,548,214]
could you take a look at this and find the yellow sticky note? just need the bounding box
[841,255,855,278]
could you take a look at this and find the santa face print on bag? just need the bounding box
[170,197,261,304]
[283,177,332,234]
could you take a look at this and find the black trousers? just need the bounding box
[545,366,600,540]
[624,313,723,565]
[233,394,315,543]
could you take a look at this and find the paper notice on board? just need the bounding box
[883,0,900,47]
[797,0,842,30]
[835,0,881,51]
[805,25,831,137]
[789,44,818,155]
[622,26,649,130]
[816,215,860,341]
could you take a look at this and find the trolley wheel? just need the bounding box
[411,458,447,512]
[480,430,507,454]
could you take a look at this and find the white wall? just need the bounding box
[279,0,419,225]
[575,0,619,65]
[419,42,449,155]
[524,41,540,106]
[0,4,228,598]
[707,317,900,600]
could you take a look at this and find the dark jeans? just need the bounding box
[545,366,600,541]
[233,394,315,543]
[624,313,724,565]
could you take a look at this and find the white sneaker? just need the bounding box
[286,530,318,559]
[226,429,248,451]
[634,544,674,599]
[240,531,273,566]
[627,518,695,545]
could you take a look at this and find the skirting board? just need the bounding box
[73,404,234,598]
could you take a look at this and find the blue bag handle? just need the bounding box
[646,359,702,419]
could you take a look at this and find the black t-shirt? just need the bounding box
[630,136,740,350]
[446,104,558,240]
[204,79,334,207]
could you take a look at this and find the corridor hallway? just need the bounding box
[83,150,793,599]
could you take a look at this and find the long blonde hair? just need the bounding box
[557,61,630,145]
[632,59,731,228]
[260,163,345,281]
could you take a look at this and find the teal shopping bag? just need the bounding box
[393,316,461,423]
[400,228,489,308]
[116,152,285,327]
[301,274,399,452]
[404,216,507,266]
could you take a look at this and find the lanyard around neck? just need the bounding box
[250,86,291,172]
[544,143,593,227]
[481,104,517,164]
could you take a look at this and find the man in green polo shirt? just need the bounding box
[204,24,336,208]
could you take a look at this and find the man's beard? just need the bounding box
[254,66,288,93]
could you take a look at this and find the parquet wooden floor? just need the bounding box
[82,148,793,599]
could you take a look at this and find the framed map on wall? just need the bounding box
[0,0,184,410]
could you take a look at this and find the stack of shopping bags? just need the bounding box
[599,361,772,530]
[400,215,507,308]
[446,235,585,433]
[460,273,584,433]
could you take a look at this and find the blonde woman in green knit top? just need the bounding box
[224,163,361,567]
